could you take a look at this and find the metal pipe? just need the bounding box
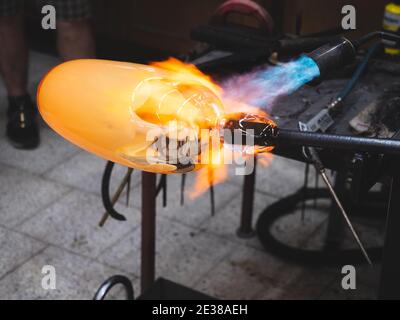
[224,120,400,155]
[274,129,400,154]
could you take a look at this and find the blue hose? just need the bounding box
[338,42,382,100]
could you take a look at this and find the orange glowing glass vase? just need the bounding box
[37,59,225,173]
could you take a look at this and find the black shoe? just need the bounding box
[6,94,40,149]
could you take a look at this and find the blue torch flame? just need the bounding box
[222,55,320,111]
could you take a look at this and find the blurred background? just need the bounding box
[28,0,390,60]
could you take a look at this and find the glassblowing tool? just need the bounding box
[223,117,400,155]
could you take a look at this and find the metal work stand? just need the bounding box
[140,159,269,293]
[95,170,216,300]
[141,157,261,290]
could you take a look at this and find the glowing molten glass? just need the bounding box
[37,59,224,173]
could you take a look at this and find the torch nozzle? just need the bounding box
[304,31,400,84]
[304,37,356,83]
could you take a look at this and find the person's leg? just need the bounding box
[54,0,95,61]
[56,20,95,61]
[0,5,28,96]
[0,0,38,149]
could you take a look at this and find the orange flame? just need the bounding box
[151,58,222,98]
[151,58,275,197]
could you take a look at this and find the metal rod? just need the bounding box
[141,172,157,294]
[301,162,310,222]
[320,170,371,265]
[314,167,319,208]
[98,168,133,227]
[163,175,167,207]
[208,168,215,216]
[325,171,346,248]
[306,145,372,265]
[237,156,257,238]
[180,174,186,205]
[126,172,131,206]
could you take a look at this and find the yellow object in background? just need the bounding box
[383,0,400,55]
[37,59,224,173]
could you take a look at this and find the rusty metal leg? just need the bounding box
[237,156,257,238]
[379,175,400,299]
[141,172,157,294]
